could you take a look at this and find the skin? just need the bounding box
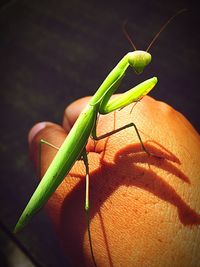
[29,96,200,267]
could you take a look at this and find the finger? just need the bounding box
[62,96,91,131]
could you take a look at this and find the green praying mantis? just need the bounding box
[14,9,186,267]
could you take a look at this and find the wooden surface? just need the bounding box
[0,0,199,266]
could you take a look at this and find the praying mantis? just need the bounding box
[14,9,186,267]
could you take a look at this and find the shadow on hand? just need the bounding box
[59,141,200,264]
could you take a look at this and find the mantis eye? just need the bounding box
[128,51,152,74]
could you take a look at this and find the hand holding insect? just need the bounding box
[14,9,198,267]
[28,96,200,267]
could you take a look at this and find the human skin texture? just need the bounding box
[28,96,200,267]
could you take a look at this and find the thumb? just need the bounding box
[28,97,91,176]
[28,122,67,178]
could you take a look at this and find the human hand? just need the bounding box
[28,96,200,267]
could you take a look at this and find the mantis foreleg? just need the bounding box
[91,78,157,155]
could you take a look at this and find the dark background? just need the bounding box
[0,0,199,266]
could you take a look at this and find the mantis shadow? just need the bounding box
[59,141,200,265]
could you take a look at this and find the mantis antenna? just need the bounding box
[122,20,137,51]
[146,9,187,51]
[123,9,187,52]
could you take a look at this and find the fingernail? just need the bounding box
[28,122,53,144]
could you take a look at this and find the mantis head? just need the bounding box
[128,51,152,74]
[123,9,187,75]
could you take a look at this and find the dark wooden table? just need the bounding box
[0,0,199,266]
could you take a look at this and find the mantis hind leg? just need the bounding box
[38,139,60,178]
[38,142,98,266]
[39,139,60,150]
[82,149,98,267]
